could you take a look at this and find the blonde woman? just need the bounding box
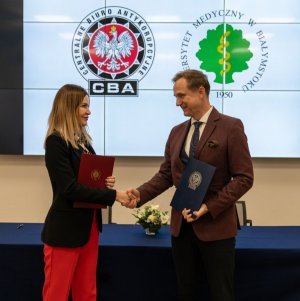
[41,84,132,301]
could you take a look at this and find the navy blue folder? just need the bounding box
[170,158,216,212]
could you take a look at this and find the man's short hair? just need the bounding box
[172,69,210,96]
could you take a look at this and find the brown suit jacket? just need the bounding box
[137,107,254,241]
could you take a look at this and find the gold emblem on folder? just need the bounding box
[91,169,101,182]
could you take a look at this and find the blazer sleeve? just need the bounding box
[45,134,116,206]
[205,119,254,219]
[137,132,174,204]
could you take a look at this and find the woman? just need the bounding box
[41,84,131,301]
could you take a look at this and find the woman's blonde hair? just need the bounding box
[44,84,92,149]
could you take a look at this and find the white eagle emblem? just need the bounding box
[93,25,134,71]
[188,172,202,191]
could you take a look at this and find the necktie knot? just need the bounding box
[194,121,201,130]
[189,121,202,158]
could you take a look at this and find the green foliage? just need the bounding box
[132,203,169,234]
[196,23,253,84]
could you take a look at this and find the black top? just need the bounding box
[41,132,116,247]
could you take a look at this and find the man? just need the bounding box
[127,69,254,301]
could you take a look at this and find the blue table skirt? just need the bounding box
[1,224,300,301]
[3,223,300,249]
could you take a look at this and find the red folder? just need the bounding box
[73,153,115,209]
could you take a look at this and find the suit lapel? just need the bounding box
[196,108,220,156]
[174,120,190,170]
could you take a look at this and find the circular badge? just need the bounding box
[91,169,101,182]
[188,171,202,191]
[72,6,155,81]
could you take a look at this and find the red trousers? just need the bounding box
[43,212,99,301]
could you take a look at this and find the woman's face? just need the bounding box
[78,95,91,126]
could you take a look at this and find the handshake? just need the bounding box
[116,188,141,209]
[105,177,140,209]
[105,177,139,209]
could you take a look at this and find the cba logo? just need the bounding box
[72,6,155,96]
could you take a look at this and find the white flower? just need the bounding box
[147,214,156,223]
[161,214,169,224]
[132,202,169,232]
[151,204,160,210]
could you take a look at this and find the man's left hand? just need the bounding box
[182,203,208,222]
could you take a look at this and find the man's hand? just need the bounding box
[124,188,141,209]
[182,203,208,222]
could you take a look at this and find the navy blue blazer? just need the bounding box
[41,132,116,247]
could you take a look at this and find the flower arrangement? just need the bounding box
[133,203,169,235]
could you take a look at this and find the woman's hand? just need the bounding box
[116,191,137,208]
[105,176,116,188]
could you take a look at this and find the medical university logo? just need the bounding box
[196,23,253,84]
[180,9,269,98]
[72,6,155,96]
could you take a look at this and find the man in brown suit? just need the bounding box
[127,69,254,301]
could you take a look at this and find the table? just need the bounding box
[1,224,300,301]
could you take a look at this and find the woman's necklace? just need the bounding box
[78,141,91,154]
[76,134,91,154]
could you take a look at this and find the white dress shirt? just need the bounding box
[184,106,213,156]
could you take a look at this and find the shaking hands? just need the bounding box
[104,176,141,209]
[115,188,141,209]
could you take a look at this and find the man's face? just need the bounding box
[173,77,205,119]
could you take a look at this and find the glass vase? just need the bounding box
[144,224,161,235]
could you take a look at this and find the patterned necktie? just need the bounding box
[189,121,201,158]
